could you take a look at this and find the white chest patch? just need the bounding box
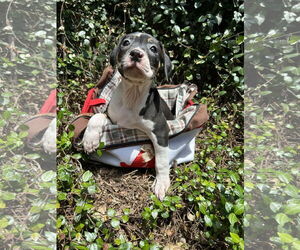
[108,78,153,132]
[108,104,140,128]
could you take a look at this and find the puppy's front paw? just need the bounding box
[82,113,108,154]
[152,176,170,201]
[42,118,56,154]
[42,134,56,154]
[82,128,100,153]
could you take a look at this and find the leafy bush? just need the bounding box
[58,0,243,107]
[0,0,56,248]
[57,0,244,249]
[245,0,300,248]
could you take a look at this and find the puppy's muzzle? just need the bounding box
[130,49,144,62]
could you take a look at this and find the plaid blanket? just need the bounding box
[72,70,208,150]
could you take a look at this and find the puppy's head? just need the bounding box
[110,32,172,83]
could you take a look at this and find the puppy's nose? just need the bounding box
[130,49,144,62]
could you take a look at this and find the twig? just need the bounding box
[6,0,33,51]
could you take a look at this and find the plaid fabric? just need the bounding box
[79,71,201,149]
[93,71,121,114]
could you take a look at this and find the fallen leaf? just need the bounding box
[97,205,107,214]
[165,229,174,236]
[163,244,183,250]
[187,212,195,221]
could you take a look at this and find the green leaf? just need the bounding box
[228,213,238,225]
[199,202,207,215]
[275,213,291,226]
[19,131,29,138]
[2,192,16,200]
[96,149,102,157]
[88,243,98,250]
[58,192,67,201]
[173,25,181,35]
[204,215,212,227]
[45,231,56,242]
[161,211,169,218]
[88,185,96,194]
[255,13,265,26]
[233,203,244,215]
[289,35,300,45]
[278,232,294,243]
[2,111,11,120]
[278,172,292,183]
[114,238,122,245]
[121,215,129,223]
[225,202,233,213]
[82,171,93,182]
[270,202,282,212]
[245,181,254,191]
[284,202,300,215]
[30,206,42,213]
[216,14,222,25]
[197,16,206,22]
[107,208,116,217]
[31,224,45,232]
[281,103,290,113]
[123,208,131,215]
[0,200,6,208]
[85,231,97,242]
[230,232,241,243]
[229,171,239,184]
[25,153,41,160]
[236,36,244,45]
[186,74,193,81]
[218,90,227,96]
[292,241,300,249]
[149,244,160,250]
[0,218,9,228]
[260,90,272,96]
[78,30,86,37]
[292,3,300,12]
[111,218,120,228]
[153,14,162,23]
[71,154,82,160]
[284,184,299,198]
[41,171,56,182]
[151,209,159,219]
[35,30,46,38]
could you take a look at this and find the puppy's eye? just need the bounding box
[122,40,130,46]
[150,46,157,53]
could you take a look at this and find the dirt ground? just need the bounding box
[80,132,216,249]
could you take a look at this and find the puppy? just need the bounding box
[83,32,174,200]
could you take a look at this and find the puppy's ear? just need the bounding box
[160,44,172,82]
[109,46,118,67]
[110,34,125,67]
[163,52,172,82]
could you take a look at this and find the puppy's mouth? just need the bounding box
[125,61,150,73]
[120,58,153,82]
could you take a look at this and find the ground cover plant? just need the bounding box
[57,0,244,249]
[0,0,56,248]
[245,0,300,248]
